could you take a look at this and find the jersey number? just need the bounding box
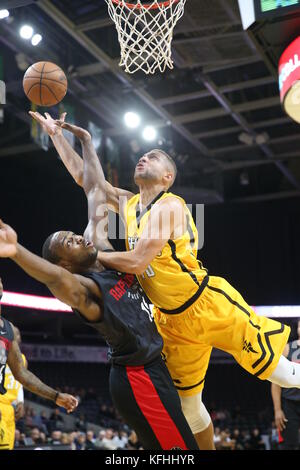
[6,373,18,390]
[128,237,155,278]
[141,265,155,279]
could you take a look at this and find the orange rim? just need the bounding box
[111,0,179,10]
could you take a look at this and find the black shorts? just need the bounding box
[109,357,198,450]
[281,398,300,450]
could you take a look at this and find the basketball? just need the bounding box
[23,62,68,107]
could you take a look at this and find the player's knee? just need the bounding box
[268,355,300,388]
[180,392,211,434]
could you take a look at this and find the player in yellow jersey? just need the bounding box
[0,326,26,450]
[0,277,78,450]
[30,113,300,450]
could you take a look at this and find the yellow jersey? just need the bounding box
[125,191,208,313]
[0,354,27,405]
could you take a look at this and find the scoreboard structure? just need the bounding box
[238,0,300,30]
[258,1,300,15]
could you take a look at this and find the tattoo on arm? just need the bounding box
[7,339,57,402]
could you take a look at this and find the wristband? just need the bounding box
[54,392,59,404]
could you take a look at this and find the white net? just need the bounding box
[105,0,187,74]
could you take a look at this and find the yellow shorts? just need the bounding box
[154,276,290,397]
[0,404,15,450]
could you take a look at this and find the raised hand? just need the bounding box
[29,111,67,137]
[0,220,17,258]
[56,121,91,143]
[56,393,79,413]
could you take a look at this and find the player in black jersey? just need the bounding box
[0,277,78,449]
[0,123,198,450]
[271,319,300,450]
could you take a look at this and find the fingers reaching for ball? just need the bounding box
[29,111,63,137]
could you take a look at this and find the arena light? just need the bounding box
[1,291,72,313]
[142,126,157,142]
[19,25,34,40]
[252,306,300,319]
[124,111,141,129]
[0,10,9,19]
[31,33,42,46]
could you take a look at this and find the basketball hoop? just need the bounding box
[105,0,187,74]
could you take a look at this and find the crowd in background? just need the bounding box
[14,424,142,450]
[14,387,291,450]
[24,385,122,430]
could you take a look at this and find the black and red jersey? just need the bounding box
[0,317,14,395]
[74,270,163,367]
[282,340,300,402]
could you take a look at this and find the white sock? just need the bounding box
[268,355,300,388]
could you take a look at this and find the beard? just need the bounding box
[76,247,98,270]
[134,168,156,184]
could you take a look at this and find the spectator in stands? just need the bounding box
[30,427,44,446]
[85,430,96,450]
[75,432,86,450]
[94,430,107,449]
[127,430,142,450]
[112,429,128,449]
[19,432,27,446]
[216,429,235,450]
[231,428,245,450]
[24,406,34,429]
[101,429,118,450]
[248,428,266,450]
[50,430,63,445]
[216,409,231,427]
[14,429,21,448]
[31,409,48,435]
[61,432,71,448]
[67,432,77,450]
[16,413,26,434]
[49,408,65,432]
[213,426,221,447]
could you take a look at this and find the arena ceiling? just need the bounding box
[1,0,300,203]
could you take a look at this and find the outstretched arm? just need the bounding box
[0,220,100,321]
[29,112,134,214]
[97,197,186,274]
[271,343,289,432]
[7,327,78,413]
[29,111,83,186]
[60,123,112,252]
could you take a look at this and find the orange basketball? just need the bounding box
[23,61,68,107]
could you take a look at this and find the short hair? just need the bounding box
[42,233,61,264]
[154,149,177,187]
